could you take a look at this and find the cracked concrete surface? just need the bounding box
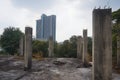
[0,56,120,80]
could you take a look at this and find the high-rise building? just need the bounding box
[36,14,56,41]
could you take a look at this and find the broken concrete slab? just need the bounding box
[0,56,120,80]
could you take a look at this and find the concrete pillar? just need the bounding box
[92,9,112,80]
[24,27,32,70]
[117,36,120,67]
[48,36,54,57]
[82,29,88,63]
[77,36,83,59]
[19,36,24,56]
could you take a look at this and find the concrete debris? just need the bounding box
[0,56,120,80]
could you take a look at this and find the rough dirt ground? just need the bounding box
[0,56,120,80]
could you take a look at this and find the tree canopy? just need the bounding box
[54,35,92,58]
[112,9,120,23]
[112,8,120,56]
[32,40,48,57]
[0,27,23,55]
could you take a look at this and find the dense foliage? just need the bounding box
[54,36,77,58]
[54,35,92,58]
[32,40,48,57]
[112,9,120,23]
[0,27,23,55]
[87,37,92,56]
[112,9,120,56]
[32,35,92,58]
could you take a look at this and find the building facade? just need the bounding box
[36,14,56,41]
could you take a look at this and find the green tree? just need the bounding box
[55,35,77,58]
[56,40,73,57]
[112,9,120,56]
[32,40,48,57]
[112,9,120,23]
[69,35,77,57]
[87,37,92,56]
[54,41,59,57]
[0,27,23,55]
[54,35,92,58]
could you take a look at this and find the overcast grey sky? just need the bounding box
[0,0,120,42]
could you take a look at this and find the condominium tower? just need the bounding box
[36,14,56,41]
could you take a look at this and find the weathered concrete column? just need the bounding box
[77,36,83,59]
[24,27,32,70]
[117,36,120,67]
[82,29,88,63]
[48,36,54,57]
[19,36,24,56]
[92,9,112,80]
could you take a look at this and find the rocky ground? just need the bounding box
[0,55,120,80]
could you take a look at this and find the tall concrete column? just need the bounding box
[19,36,24,56]
[82,29,88,63]
[77,36,83,59]
[24,27,32,70]
[117,36,120,67]
[48,36,54,57]
[92,9,112,80]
